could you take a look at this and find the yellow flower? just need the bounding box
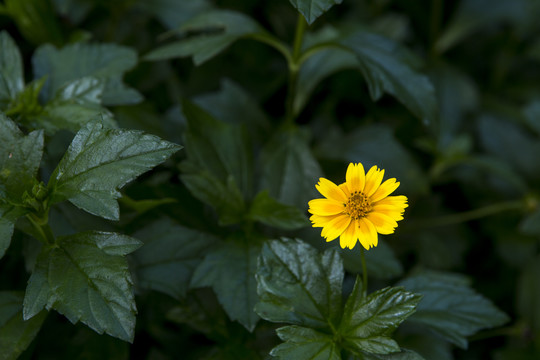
[308,163,408,250]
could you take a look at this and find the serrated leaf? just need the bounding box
[144,10,265,65]
[247,190,309,230]
[398,270,509,349]
[339,30,437,126]
[353,348,426,360]
[132,219,218,299]
[0,291,47,360]
[23,231,142,342]
[271,325,341,360]
[0,218,14,260]
[39,77,116,134]
[33,42,142,105]
[0,31,24,105]
[288,0,343,25]
[0,114,44,203]
[255,238,343,329]
[47,121,181,220]
[340,278,422,356]
[259,129,322,209]
[190,235,262,331]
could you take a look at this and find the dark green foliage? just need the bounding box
[0,0,536,358]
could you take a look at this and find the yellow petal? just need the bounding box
[339,183,350,197]
[371,204,405,221]
[315,177,348,203]
[364,166,385,197]
[346,163,365,193]
[358,218,378,249]
[310,214,336,227]
[374,195,408,208]
[370,178,400,202]
[308,199,345,216]
[340,220,358,249]
[367,212,397,235]
[321,214,351,242]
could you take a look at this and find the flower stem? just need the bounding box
[284,13,307,125]
[409,200,523,230]
[360,246,368,298]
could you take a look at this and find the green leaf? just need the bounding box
[23,231,142,342]
[180,99,253,223]
[339,30,437,126]
[51,0,93,24]
[134,0,210,29]
[0,218,14,260]
[0,291,47,360]
[436,0,527,54]
[0,114,44,203]
[39,77,116,134]
[295,46,358,116]
[353,348,426,360]
[255,238,343,329]
[3,0,64,46]
[478,114,540,181]
[47,121,181,220]
[317,124,428,195]
[132,218,218,299]
[190,235,262,331]
[194,79,271,144]
[398,270,509,349]
[340,278,422,356]
[288,0,343,25]
[259,129,322,209]
[33,42,142,105]
[0,31,24,105]
[270,325,341,360]
[182,100,252,196]
[341,239,403,279]
[144,10,264,65]
[247,190,309,230]
[5,77,46,122]
[180,168,246,225]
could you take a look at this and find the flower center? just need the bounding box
[344,191,371,220]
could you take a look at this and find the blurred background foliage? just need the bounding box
[1,0,540,359]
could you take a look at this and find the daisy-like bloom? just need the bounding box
[308,163,408,250]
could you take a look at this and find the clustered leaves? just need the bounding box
[1,0,536,358]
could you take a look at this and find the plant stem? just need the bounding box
[26,213,55,246]
[408,200,523,230]
[284,13,308,125]
[360,246,368,298]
